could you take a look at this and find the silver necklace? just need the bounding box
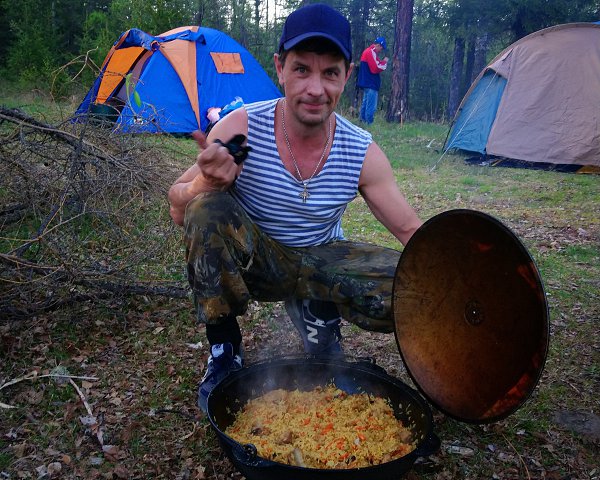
[281,101,332,203]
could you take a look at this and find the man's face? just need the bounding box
[374,43,384,54]
[275,49,353,127]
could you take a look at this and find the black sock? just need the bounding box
[205,315,242,355]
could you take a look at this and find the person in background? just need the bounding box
[167,4,422,413]
[357,37,389,124]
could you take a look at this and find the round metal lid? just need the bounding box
[393,209,549,423]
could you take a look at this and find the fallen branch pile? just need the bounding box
[0,106,189,320]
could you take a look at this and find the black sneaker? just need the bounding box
[197,343,243,413]
[285,299,343,354]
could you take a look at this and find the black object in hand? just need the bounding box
[215,134,252,164]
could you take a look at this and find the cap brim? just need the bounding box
[283,32,351,61]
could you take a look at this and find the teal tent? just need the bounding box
[445,23,600,170]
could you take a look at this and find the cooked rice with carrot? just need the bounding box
[224,385,415,469]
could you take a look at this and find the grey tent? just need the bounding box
[445,23,600,172]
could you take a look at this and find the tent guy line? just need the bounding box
[432,70,500,172]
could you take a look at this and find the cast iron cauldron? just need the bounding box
[207,355,440,480]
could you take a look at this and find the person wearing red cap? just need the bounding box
[357,37,389,124]
[168,4,421,413]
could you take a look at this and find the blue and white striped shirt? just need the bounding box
[230,99,372,247]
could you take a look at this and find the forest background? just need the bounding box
[0,0,599,123]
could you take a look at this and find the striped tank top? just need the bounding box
[229,99,372,247]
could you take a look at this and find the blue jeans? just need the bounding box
[359,88,378,124]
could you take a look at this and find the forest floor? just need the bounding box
[1,113,599,479]
[1,257,599,480]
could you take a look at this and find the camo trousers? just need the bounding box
[183,192,401,333]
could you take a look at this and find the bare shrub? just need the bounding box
[0,107,189,320]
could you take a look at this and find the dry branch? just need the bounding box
[0,371,99,409]
[0,107,189,320]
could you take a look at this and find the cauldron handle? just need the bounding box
[231,442,275,468]
[413,432,441,457]
[344,355,388,375]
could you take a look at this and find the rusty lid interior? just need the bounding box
[393,209,549,423]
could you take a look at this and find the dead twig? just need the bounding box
[502,432,532,479]
[0,372,99,409]
[68,378,105,446]
[0,107,186,320]
[0,108,134,171]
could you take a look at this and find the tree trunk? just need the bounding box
[462,36,476,97]
[386,0,414,123]
[254,0,260,29]
[196,0,203,25]
[511,7,527,40]
[473,33,489,79]
[350,0,371,115]
[352,0,370,53]
[447,36,465,120]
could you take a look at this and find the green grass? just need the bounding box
[0,88,79,124]
[0,451,12,471]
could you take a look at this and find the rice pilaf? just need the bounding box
[224,385,415,469]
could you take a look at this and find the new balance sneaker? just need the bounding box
[197,342,243,413]
[285,299,343,355]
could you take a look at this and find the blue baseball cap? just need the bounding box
[375,36,387,49]
[279,3,352,62]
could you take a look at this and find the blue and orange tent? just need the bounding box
[76,26,281,133]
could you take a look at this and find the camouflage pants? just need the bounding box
[183,192,401,333]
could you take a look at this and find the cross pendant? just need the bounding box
[299,185,310,203]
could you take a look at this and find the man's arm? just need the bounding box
[366,47,388,74]
[168,108,248,226]
[358,142,422,246]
